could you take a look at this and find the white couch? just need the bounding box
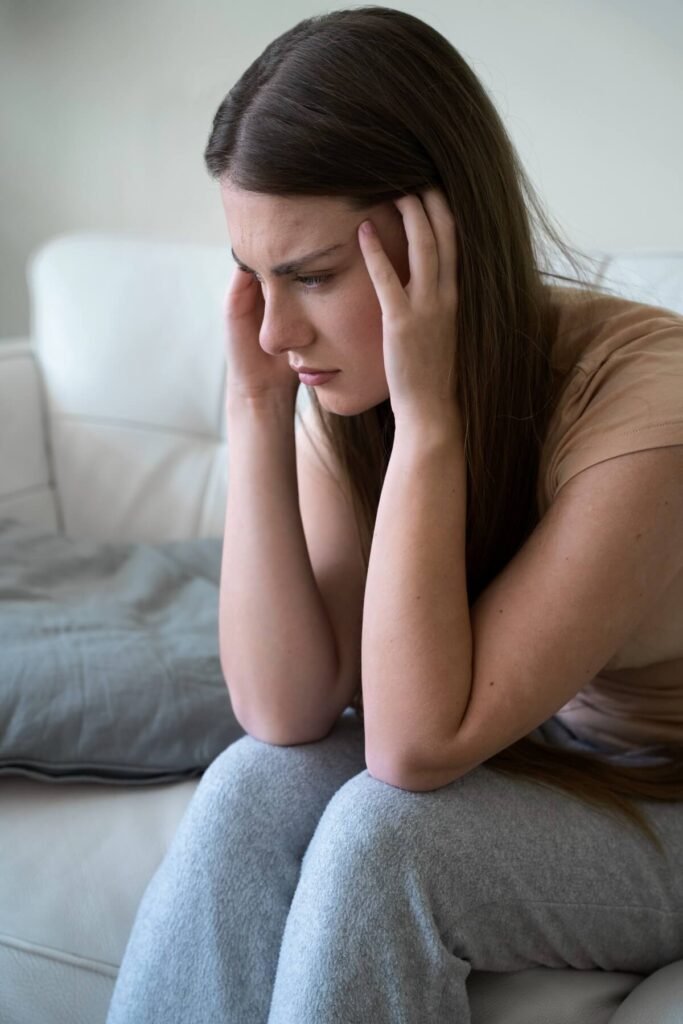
[1,233,682,1024]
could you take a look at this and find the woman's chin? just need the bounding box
[319,393,389,417]
[312,378,389,417]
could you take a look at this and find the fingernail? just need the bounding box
[359,220,375,236]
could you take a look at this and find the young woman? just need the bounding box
[106,7,683,1022]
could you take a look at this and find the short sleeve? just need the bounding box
[546,310,683,501]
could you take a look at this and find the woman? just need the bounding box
[106,7,683,1022]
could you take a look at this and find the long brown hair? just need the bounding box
[203,5,683,857]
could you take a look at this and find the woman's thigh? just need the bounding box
[292,762,683,974]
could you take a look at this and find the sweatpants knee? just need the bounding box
[201,733,267,786]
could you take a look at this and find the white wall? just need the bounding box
[1,0,681,337]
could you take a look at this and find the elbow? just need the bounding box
[367,752,471,792]
[228,694,336,748]
[364,753,425,791]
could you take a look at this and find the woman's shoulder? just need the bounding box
[537,283,683,519]
[543,282,683,377]
[545,280,683,328]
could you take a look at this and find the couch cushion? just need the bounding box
[0,516,245,783]
[0,774,198,1024]
[609,960,683,1023]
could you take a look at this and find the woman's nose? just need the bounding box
[258,296,313,357]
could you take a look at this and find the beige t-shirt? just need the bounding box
[537,285,683,754]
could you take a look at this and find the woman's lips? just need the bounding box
[297,370,339,386]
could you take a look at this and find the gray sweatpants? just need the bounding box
[105,709,683,1023]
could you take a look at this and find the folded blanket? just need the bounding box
[0,518,246,784]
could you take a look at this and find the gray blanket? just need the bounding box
[0,518,246,784]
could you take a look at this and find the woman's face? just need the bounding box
[220,183,410,415]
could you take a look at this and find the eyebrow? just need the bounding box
[230,242,347,277]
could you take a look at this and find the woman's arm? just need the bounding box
[361,407,473,784]
[220,394,342,745]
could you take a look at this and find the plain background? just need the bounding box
[1,0,682,339]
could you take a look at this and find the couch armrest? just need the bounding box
[0,337,61,532]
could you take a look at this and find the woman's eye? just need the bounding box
[251,272,332,290]
[295,274,332,289]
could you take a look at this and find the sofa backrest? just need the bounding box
[2,233,682,543]
[24,233,231,541]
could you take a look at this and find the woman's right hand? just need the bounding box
[223,267,300,403]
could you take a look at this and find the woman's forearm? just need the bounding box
[361,409,472,784]
[221,395,341,745]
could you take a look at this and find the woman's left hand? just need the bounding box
[358,186,460,426]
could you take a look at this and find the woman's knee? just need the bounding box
[167,735,303,857]
[201,710,365,793]
[197,732,294,797]
[299,770,423,875]
[301,764,503,879]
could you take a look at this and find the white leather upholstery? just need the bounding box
[25,233,231,542]
[609,960,683,1024]
[0,338,59,531]
[1,235,682,1024]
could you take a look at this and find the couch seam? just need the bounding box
[0,931,118,978]
[0,482,54,502]
[51,411,221,442]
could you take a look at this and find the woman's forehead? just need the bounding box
[220,184,354,219]
[220,188,383,262]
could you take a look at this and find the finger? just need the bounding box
[394,193,439,301]
[420,187,458,295]
[358,220,409,315]
[225,266,262,321]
